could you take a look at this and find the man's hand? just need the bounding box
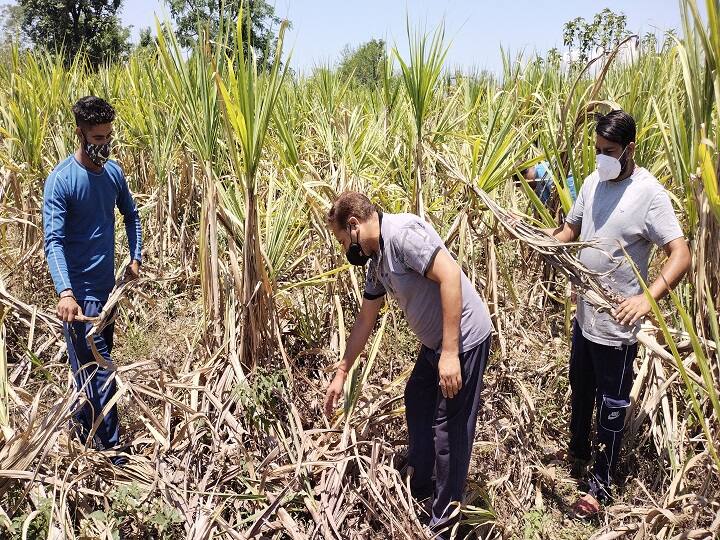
[438,351,462,399]
[324,368,347,417]
[57,296,83,323]
[612,294,652,326]
[124,260,141,281]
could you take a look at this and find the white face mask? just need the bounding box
[596,147,628,181]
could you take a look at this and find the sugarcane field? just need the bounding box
[0,0,719,538]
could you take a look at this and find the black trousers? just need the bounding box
[404,336,491,526]
[569,320,637,499]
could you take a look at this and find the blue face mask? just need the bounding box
[534,163,548,180]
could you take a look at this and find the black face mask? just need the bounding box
[346,227,370,266]
[81,130,111,166]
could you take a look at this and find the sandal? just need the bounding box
[571,493,601,519]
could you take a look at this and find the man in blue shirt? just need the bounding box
[517,160,577,204]
[43,96,142,461]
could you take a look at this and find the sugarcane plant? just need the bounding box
[214,8,290,367]
[394,20,449,218]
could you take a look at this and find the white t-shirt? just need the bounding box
[566,167,684,346]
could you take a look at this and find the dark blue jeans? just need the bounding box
[569,320,637,500]
[404,336,491,526]
[63,300,119,450]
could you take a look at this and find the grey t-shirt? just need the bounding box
[363,212,493,353]
[566,167,684,346]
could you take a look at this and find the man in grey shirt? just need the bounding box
[324,192,493,531]
[542,110,690,517]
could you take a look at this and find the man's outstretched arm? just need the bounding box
[542,221,581,243]
[324,295,384,416]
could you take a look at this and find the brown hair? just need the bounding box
[327,191,375,229]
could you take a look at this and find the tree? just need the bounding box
[563,8,629,64]
[338,38,386,87]
[164,0,282,65]
[138,27,155,49]
[641,32,658,53]
[547,47,563,67]
[17,0,131,66]
[0,3,24,44]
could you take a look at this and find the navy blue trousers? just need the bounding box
[63,300,120,450]
[404,336,491,526]
[569,320,637,500]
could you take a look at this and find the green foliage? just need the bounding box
[215,10,289,181]
[394,21,449,137]
[546,47,562,67]
[138,27,155,49]
[9,497,51,538]
[0,2,24,44]
[89,482,184,538]
[338,38,386,87]
[521,508,594,539]
[394,20,449,216]
[164,0,283,65]
[234,368,286,433]
[16,0,131,67]
[77,483,184,538]
[0,1,718,537]
[292,287,328,347]
[522,509,550,539]
[641,32,659,53]
[563,8,629,63]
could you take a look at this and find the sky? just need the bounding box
[118,1,683,75]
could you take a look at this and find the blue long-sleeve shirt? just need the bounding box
[43,156,143,302]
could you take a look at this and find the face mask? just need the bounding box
[82,130,111,166]
[346,227,370,266]
[596,146,630,181]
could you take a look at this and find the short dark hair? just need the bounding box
[327,192,375,229]
[72,96,115,126]
[513,167,530,183]
[595,109,636,147]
